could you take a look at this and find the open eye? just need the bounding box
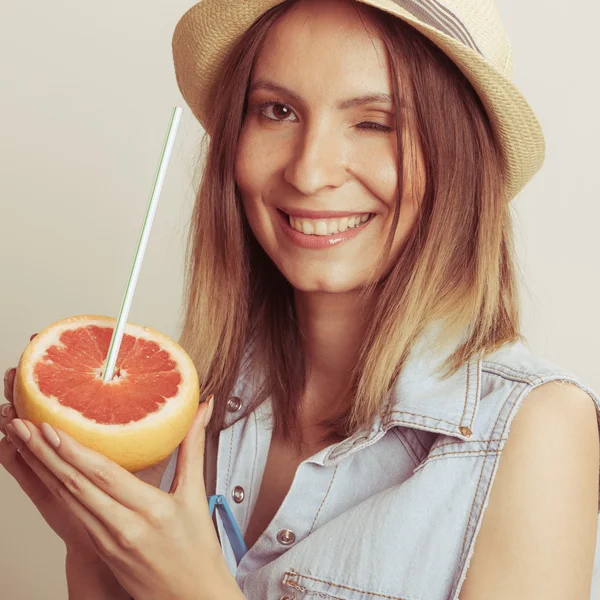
[257,101,298,123]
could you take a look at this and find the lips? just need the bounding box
[276,207,374,249]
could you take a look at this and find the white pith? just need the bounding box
[24,317,196,433]
[288,213,372,235]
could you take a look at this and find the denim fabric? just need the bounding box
[160,327,600,599]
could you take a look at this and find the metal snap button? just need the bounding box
[227,396,242,412]
[232,486,245,503]
[277,529,296,546]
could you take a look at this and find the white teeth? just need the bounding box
[288,213,371,236]
[301,220,314,235]
[315,221,328,235]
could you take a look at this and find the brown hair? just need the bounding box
[178,0,522,454]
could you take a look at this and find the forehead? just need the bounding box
[251,0,393,98]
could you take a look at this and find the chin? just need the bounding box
[282,265,367,294]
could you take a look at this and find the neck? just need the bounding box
[294,288,373,422]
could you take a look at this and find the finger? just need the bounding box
[13,419,155,523]
[1,424,63,507]
[0,403,16,437]
[4,368,16,403]
[171,396,212,503]
[4,423,105,532]
[4,422,118,555]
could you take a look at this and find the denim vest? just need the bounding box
[160,327,600,599]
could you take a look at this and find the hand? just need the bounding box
[3,394,241,600]
[1,335,91,550]
[0,335,172,558]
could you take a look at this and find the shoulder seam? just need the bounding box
[482,360,545,384]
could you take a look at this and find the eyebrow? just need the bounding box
[249,79,393,110]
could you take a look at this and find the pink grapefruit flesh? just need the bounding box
[13,315,200,472]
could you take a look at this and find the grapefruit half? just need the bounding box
[13,315,200,472]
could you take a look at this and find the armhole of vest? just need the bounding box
[452,373,600,599]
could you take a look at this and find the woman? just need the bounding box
[2,0,599,598]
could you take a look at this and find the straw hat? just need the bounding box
[172,0,546,202]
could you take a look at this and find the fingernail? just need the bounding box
[11,419,31,443]
[204,395,214,427]
[40,423,60,448]
[1,404,10,417]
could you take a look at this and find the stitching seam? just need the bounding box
[415,449,501,471]
[459,359,471,425]
[245,408,259,531]
[432,437,507,451]
[283,569,419,599]
[454,381,527,597]
[385,417,460,434]
[309,465,339,534]
[482,367,535,385]
[283,578,344,600]
[467,359,481,430]
[224,422,234,493]
[482,362,543,384]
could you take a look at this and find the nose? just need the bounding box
[283,121,348,196]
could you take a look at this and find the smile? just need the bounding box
[286,212,373,236]
[276,209,375,249]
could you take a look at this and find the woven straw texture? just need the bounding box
[172,0,546,202]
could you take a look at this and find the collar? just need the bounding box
[380,320,482,441]
[224,320,482,444]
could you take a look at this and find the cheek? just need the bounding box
[370,135,425,266]
[235,126,286,192]
[367,159,399,212]
[240,198,264,244]
[235,147,281,258]
[234,131,259,197]
[351,133,399,213]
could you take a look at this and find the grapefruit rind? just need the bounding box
[14,315,200,472]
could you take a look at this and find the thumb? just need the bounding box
[170,394,214,500]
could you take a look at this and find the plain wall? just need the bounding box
[0,1,598,598]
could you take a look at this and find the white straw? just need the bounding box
[102,107,183,382]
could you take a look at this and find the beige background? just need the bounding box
[0,1,598,598]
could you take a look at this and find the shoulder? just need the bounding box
[473,339,600,437]
[480,338,589,385]
[459,379,600,599]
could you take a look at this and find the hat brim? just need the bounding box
[172,0,545,202]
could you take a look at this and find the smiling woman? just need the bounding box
[164,0,600,598]
[178,0,512,450]
[1,0,598,599]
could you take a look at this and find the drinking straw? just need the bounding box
[102,106,183,382]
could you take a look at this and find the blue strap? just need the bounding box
[207,494,248,565]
